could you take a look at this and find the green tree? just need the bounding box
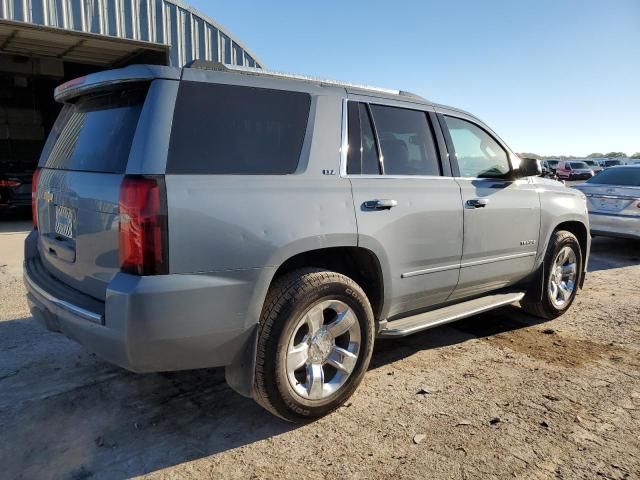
[604,151,627,158]
[587,152,604,158]
[630,152,640,159]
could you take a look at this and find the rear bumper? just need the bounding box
[589,211,640,240]
[24,231,263,373]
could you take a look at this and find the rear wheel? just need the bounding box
[253,269,375,422]
[522,230,582,319]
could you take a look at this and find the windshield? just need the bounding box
[40,84,148,173]
[570,162,590,169]
[548,160,559,167]
[583,160,597,166]
[587,167,640,186]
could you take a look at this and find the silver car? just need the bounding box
[574,165,640,240]
[24,62,590,422]
[582,160,603,174]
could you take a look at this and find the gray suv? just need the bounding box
[24,62,590,422]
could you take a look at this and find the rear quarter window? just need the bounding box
[167,82,311,174]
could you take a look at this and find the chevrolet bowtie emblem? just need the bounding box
[43,191,53,202]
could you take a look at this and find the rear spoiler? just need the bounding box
[54,64,181,103]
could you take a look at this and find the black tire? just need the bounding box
[521,230,582,319]
[253,268,375,422]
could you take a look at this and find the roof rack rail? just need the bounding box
[184,60,428,101]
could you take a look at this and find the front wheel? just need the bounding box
[253,269,375,422]
[522,230,582,319]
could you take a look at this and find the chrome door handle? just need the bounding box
[466,198,489,209]
[363,199,398,210]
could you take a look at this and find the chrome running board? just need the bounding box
[378,291,526,338]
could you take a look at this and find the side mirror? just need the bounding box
[515,157,542,178]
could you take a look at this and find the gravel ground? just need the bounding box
[0,216,638,480]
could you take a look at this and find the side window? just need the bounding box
[369,105,440,176]
[347,102,380,175]
[443,116,510,178]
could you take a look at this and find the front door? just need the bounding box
[438,113,541,300]
[346,97,463,318]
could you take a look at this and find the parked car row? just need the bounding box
[534,159,639,241]
[539,158,636,182]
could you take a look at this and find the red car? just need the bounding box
[555,161,594,181]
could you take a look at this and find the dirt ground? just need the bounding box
[1,215,638,480]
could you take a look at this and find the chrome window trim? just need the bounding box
[344,174,454,180]
[340,98,349,177]
[24,269,103,324]
[342,173,517,181]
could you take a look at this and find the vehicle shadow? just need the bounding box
[0,305,548,479]
[588,236,640,272]
[370,305,548,369]
[0,217,32,234]
[0,316,295,479]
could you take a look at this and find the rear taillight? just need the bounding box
[118,175,168,276]
[31,168,41,229]
[0,179,20,187]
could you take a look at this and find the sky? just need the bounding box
[188,0,640,157]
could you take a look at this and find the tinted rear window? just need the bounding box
[167,82,311,174]
[587,167,640,186]
[41,85,147,173]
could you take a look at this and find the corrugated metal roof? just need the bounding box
[0,0,262,68]
[0,19,168,66]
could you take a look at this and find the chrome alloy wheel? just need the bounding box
[286,300,361,401]
[548,246,577,309]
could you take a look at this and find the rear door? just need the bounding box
[35,83,149,300]
[347,96,463,318]
[437,112,540,300]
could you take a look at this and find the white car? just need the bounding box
[582,160,603,174]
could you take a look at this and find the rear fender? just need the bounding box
[225,234,360,398]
